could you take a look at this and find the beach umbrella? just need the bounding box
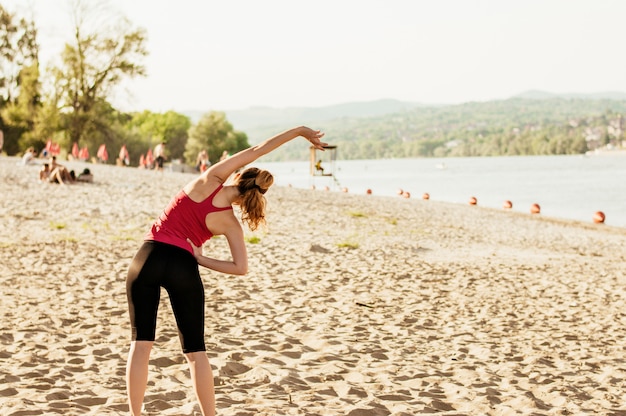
[45,140,60,156]
[79,147,89,161]
[145,148,154,167]
[97,144,109,162]
[119,144,130,165]
[50,142,61,155]
[71,142,79,158]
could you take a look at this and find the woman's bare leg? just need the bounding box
[49,169,65,185]
[185,351,215,416]
[126,341,153,415]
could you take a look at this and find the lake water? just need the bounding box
[254,153,626,228]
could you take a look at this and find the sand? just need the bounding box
[1,155,625,416]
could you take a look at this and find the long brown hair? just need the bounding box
[235,167,274,231]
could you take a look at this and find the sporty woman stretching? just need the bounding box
[125,126,326,415]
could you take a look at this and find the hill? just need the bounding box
[514,90,626,101]
[183,98,423,130]
[185,91,626,161]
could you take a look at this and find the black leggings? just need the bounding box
[126,241,205,353]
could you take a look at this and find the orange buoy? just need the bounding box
[324,186,330,191]
[503,200,513,209]
[341,187,349,193]
[468,196,477,205]
[593,211,606,224]
[366,188,372,195]
[530,203,541,214]
[422,192,430,200]
[402,191,411,198]
[397,188,404,196]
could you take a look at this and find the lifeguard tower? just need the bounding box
[310,145,339,189]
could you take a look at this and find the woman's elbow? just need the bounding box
[232,263,248,275]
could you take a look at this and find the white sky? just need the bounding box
[4,0,626,112]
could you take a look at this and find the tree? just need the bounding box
[53,0,147,150]
[184,111,249,166]
[0,4,40,155]
[126,110,191,163]
[2,62,46,153]
[0,4,39,102]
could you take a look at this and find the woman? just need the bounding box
[195,149,211,172]
[125,126,326,416]
[39,162,73,185]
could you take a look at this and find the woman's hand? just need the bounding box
[186,234,248,275]
[187,238,203,260]
[299,127,327,150]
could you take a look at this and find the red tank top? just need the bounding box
[146,184,233,255]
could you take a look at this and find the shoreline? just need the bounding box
[254,154,626,229]
[1,155,626,415]
[9,154,626,228]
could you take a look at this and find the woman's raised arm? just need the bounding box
[208,126,326,182]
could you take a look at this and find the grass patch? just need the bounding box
[348,211,367,218]
[337,240,359,249]
[246,236,261,244]
[50,221,66,230]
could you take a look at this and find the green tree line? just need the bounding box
[3,2,625,166]
[0,2,248,167]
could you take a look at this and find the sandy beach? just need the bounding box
[1,155,625,416]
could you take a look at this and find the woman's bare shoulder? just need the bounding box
[184,174,224,202]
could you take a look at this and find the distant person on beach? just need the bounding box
[195,149,210,172]
[39,164,52,182]
[219,150,229,161]
[315,159,324,174]
[76,168,94,183]
[49,156,74,183]
[125,126,326,416]
[39,163,74,185]
[22,147,37,165]
[154,142,166,171]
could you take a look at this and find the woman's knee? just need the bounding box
[184,350,209,364]
[130,340,154,355]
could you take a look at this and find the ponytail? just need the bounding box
[236,167,274,230]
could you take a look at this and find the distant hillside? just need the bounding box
[514,90,626,101]
[246,96,626,161]
[185,90,626,135]
[183,99,422,130]
[183,92,626,161]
